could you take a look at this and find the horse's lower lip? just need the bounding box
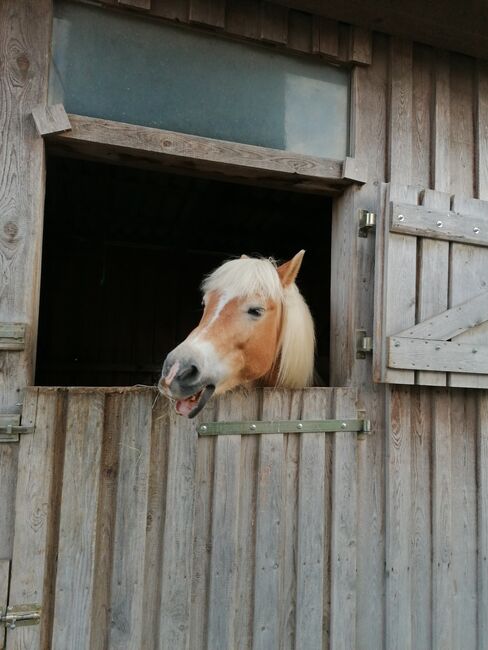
[175,385,215,418]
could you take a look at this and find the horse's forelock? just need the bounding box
[201,257,283,301]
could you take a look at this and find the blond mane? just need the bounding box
[202,257,315,388]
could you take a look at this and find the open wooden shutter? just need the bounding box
[374,183,488,388]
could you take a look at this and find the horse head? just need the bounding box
[159,251,315,417]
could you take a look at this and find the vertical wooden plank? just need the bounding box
[0,445,18,561]
[348,27,372,65]
[411,44,432,189]
[52,392,105,650]
[376,184,419,384]
[417,190,450,386]
[189,401,217,650]
[385,385,412,650]
[449,195,488,388]
[159,409,199,649]
[0,561,10,650]
[450,389,477,650]
[252,389,284,650]
[295,389,332,649]
[410,388,431,650]
[330,388,357,650]
[0,0,52,413]
[226,0,260,40]
[478,391,488,650]
[108,391,152,649]
[189,0,225,28]
[449,54,475,196]
[312,16,339,58]
[388,38,413,185]
[432,390,453,650]
[432,51,451,192]
[142,395,170,649]
[287,10,313,53]
[206,394,243,650]
[477,60,488,200]
[7,389,64,650]
[260,3,288,45]
[280,391,302,650]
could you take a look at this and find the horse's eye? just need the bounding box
[247,307,264,318]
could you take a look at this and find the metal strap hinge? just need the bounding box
[0,323,26,351]
[1,604,41,630]
[358,210,376,238]
[0,415,35,443]
[198,418,371,436]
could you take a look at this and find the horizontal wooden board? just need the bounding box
[396,290,488,341]
[48,114,354,194]
[388,337,488,373]
[390,201,488,247]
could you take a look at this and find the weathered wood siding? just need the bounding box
[6,386,360,650]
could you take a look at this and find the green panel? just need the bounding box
[50,1,350,158]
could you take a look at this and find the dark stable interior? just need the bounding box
[36,156,332,387]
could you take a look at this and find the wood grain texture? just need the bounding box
[312,16,339,57]
[389,337,488,373]
[348,26,372,65]
[189,0,225,28]
[330,388,357,650]
[411,44,432,188]
[432,390,453,650]
[416,190,450,385]
[52,392,105,650]
[478,391,488,650]
[449,54,475,196]
[226,0,261,39]
[477,60,488,200]
[260,3,288,44]
[385,386,412,650]
[450,390,477,650]
[51,115,347,195]
[0,0,52,412]
[388,38,413,185]
[432,50,451,193]
[32,104,71,136]
[158,409,199,649]
[109,392,152,649]
[449,195,488,388]
[0,560,8,650]
[294,390,328,649]
[118,0,151,8]
[0,444,18,560]
[252,391,284,650]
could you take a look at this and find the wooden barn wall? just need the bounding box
[330,34,488,650]
[6,386,358,650]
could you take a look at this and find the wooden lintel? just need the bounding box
[117,0,151,9]
[388,337,488,374]
[342,157,368,184]
[390,201,488,247]
[396,290,488,342]
[47,114,353,194]
[32,104,72,137]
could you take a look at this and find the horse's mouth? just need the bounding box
[175,384,215,418]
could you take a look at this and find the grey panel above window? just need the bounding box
[50,1,350,159]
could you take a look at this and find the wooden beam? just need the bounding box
[0,0,52,414]
[391,201,488,247]
[47,114,351,194]
[397,290,488,342]
[118,0,151,9]
[388,337,488,374]
[32,104,71,136]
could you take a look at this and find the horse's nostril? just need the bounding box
[179,364,200,383]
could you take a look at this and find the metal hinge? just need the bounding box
[358,210,376,238]
[0,323,26,351]
[0,415,35,443]
[1,604,41,630]
[356,329,373,358]
[198,418,371,436]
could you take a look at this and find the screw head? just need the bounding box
[435,345,441,351]
[394,341,400,347]
[473,348,478,354]
[297,423,303,430]
[397,214,405,222]
[200,425,207,433]
[473,227,480,234]
[250,424,257,431]
[341,422,347,429]
[436,220,443,228]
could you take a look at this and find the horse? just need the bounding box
[159,250,315,418]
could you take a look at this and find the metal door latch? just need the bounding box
[1,604,41,630]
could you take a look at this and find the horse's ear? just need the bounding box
[277,250,305,287]
[240,254,249,259]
